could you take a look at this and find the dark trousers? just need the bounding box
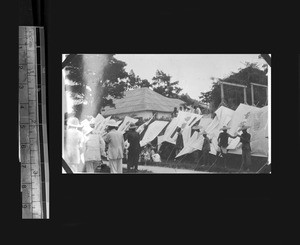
[202,150,209,166]
[242,149,251,170]
[128,150,139,170]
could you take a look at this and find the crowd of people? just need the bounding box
[171,105,203,118]
[64,112,253,173]
[173,123,252,171]
[63,116,162,174]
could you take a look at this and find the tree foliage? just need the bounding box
[199,62,268,111]
[179,93,199,106]
[127,70,152,89]
[64,54,129,119]
[151,70,182,98]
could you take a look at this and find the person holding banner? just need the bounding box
[217,126,238,168]
[175,127,184,158]
[103,119,125,173]
[236,125,252,172]
[201,131,211,166]
[171,107,178,118]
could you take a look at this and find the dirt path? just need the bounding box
[122,164,209,173]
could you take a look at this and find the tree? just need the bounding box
[151,70,182,98]
[179,93,199,106]
[127,70,152,90]
[199,62,268,111]
[64,54,129,119]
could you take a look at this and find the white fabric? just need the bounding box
[80,119,91,128]
[94,113,104,125]
[176,106,234,157]
[226,104,258,151]
[117,116,138,134]
[83,133,105,161]
[140,120,169,147]
[157,135,164,151]
[226,106,268,157]
[162,111,202,145]
[246,106,268,157]
[109,159,123,173]
[152,153,161,162]
[94,116,111,135]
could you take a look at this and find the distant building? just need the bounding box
[102,87,185,120]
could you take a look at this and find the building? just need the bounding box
[101,87,185,120]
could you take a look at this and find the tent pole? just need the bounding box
[251,84,254,106]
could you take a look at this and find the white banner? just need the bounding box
[176,106,234,157]
[118,116,139,134]
[140,120,169,147]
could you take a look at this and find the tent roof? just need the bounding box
[102,88,185,116]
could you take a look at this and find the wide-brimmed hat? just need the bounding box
[106,119,119,127]
[129,123,137,129]
[202,130,208,135]
[67,117,83,128]
[220,125,230,131]
[238,125,251,131]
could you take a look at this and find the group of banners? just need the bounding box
[79,103,268,158]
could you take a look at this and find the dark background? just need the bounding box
[14,0,300,239]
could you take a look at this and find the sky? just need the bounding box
[115,54,267,100]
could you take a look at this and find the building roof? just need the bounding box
[102,87,184,116]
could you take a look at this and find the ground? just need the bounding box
[70,154,269,174]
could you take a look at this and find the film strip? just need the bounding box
[19,26,49,219]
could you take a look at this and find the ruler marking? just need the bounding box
[20,26,49,219]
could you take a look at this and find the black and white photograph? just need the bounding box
[18,0,289,224]
[62,54,271,174]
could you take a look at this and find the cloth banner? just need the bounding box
[162,111,202,145]
[118,116,138,134]
[94,116,111,136]
[226,103,258,151]
[157,135,164,151]
[80,119,91,128]
[94,113,104,126]
[228,106,268,157]
[136,116,154,134]
[140,120,169,147]
[176,106,234,157]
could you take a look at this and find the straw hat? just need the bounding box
[220,125,230,131]
[106,119,119,127]
[238,125,251,132]
[67,117,83,128]
[129,123,137,129]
